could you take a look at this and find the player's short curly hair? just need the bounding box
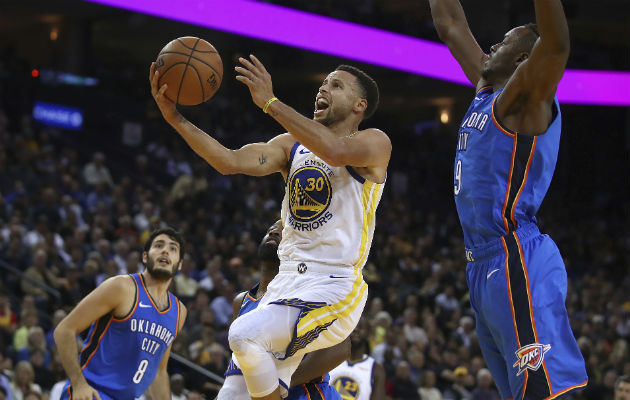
[335,65,380,120]
[143,227,186,260]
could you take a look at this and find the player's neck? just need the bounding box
[327,119,360,138]
[141,271,171,303]
[349,346,367,362]
[259,262,279,292]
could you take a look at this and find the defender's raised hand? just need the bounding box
[235,55,276,111]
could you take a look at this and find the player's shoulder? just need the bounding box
[270,132,298,147]
[102,274,136,293]
[232,291,248,308]
[356,128,391,147]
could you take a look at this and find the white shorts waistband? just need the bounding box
[279,261,356,276]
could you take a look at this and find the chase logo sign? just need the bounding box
[288,166,331,222]
[513,343,551,376]
[332,376,360,399]
[33,101,83,130]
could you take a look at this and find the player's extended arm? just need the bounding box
[146,303,187,400]
[289,337,351,387]
[54,276,133,400]
[370,362,387,400]
[499,0,570,119]
[149,63,293,177]
[427,0,488,86]
[235,56,391,170]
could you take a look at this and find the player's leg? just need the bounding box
[467,262,513,399]
[216,375,250,400]
[509,233,588,399]
[228,303,300,398]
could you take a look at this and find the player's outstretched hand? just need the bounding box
[235,55,276,111]
[149,62,179,124]
[71,382,102,400]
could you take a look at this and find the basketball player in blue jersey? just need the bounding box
[151,52,391,400]
[329,318,386,400]
[54,228,187,400]
[427,0,587,399]
[218,220,347,400]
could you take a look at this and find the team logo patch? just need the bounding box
[288,166,332,222]
[332,376,360,399]
[513,343,551,376]
[297,263,307,274]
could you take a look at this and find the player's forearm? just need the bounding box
[146,370,170,400]
[534,0,570,54]
[428,0,469,42]
[169,114,238,175]
[54,325,88,386]
[265,100,347,166]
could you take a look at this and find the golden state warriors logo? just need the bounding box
[289,166,332,222]
[332,376,360,399]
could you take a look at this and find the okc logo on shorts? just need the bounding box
[289,166,332,222]
[332,376,360,399]
[513,343,551,376]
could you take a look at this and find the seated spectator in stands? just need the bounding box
[392,361,420,400]
[471,368,500,400]
[210,281,236,328]
[403,307,428,348]
[82,152,113,187]
[0,289,17,346]
[20,248,59,307]
[419,370,443,400]
[10,361,41,400]
[45,309,67,350]
[13,310,38,351]
[16,327,50,368]
[171,374,189,400]
[443,366,472,400]
[174,255,199,304]
[29,349,55,392]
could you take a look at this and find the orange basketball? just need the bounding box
[155,36,223,106]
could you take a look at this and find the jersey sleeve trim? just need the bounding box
[491,94,517,137]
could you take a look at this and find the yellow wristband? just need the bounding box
[263,97,278,114]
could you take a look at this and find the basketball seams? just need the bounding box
[158,51,223,79]
[175,37,201,104]
[156,36,222,105]
[186,64,206,106]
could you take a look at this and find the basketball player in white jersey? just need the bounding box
[329,318,386,400]
[150,56,390,400]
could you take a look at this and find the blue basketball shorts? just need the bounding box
[286,380,342,400]
[465,223,588,400]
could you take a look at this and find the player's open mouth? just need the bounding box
[314,97,329,116]
[158,257,170,266]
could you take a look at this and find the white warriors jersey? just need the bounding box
[278,142,385,269]
[329,355,376,400]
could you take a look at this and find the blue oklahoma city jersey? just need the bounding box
[454,87,561,248]
[67,274,180,399]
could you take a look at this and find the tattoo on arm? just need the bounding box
[259,154,267,165]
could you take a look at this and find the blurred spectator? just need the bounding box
[210,281,236,328]
[82,152,114,187]
[470,368,499,400]
[403,307,428,348]
[20,248,59,306]
[170,373,189,400]
[173,255,200,304]
[442,366,472,400]
[10,361,41,400]
[419,370,442,400]
[391,361,420,400]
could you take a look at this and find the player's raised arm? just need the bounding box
[427,0,488,87]
[54,276,134,400]
[235,56,391,176]
[500,0,570,114]
[150,63,293,178]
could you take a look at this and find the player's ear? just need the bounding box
[141,251,148,264]
[177,260,183,271]
[354,98,368,114]
[515,52,529,65]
